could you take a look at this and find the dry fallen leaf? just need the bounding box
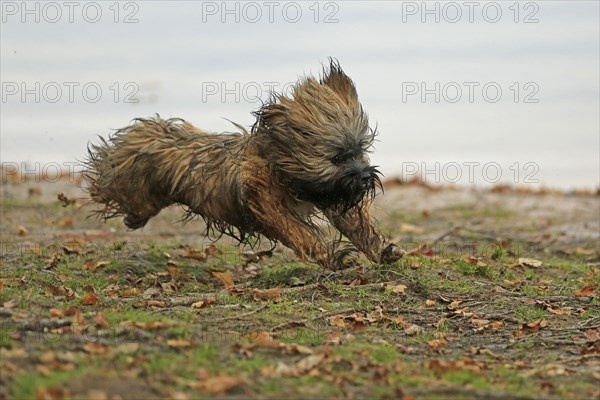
[197,373,245,395]
[405,243,427,256]
[50,308,65,318]
[58,216,73,227]
[328,315,347,328]
[574,247,596,255]
[85,260,109,271]
[295,354,326,372]
[514,319,548,337]
[463,256,487,267]
[253,288,282,302]
[132,321,168,330]
[447,300,462,310]
[244,331,275,344]
[181,249,207,261]
[205,244,220,256]
[585,329,600,343]
[503,278,523,286]
[122,287,141,297]
[581,344,600,355]
[191,297,216,309]
[212,271,234,289]
[62,244,82,255]
[39,351,56,364]
[470,318,491,327]
[167,339,193,348]
[93,312,110,328]
[547,307,571,316]
[490,321,504,330]
[83,343,108,354]
[450,307,473,317]
[36,387,71,399]
[85,389,108,400]
[386,284,407,295]
[324,332,341,345]
[428,339,447,349]
[404,324,423,336]
[147,300,167,309]
[574,285,597,297]
[81,292,98,306]
[471,347,502,360]
[427,358,482,374]
[160,281,178,294]
[514,258,543,268]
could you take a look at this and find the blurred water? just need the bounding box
[1,1,598,189]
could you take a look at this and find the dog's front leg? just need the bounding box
[242,163,346,269]
[326,204,404,264]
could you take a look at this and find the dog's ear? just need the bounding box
[321,58,359,107]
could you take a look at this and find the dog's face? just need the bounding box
[254,60,382,210]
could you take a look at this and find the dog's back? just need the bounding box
[84,116,249,230]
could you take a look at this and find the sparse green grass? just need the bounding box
[453,259,492,277]
[444,204,515,220]
[514,304,547,323]
[2,183,598,399]
[11,367,91,400]
[253,262,318,288]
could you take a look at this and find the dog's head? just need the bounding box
[253,59,382,210]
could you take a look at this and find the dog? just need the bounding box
[84,59,404,270]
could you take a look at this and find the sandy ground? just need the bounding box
[2,178,597,252]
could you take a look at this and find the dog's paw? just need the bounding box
[380,243,405,264]
[332,248,361,270]
[123,214,150,229]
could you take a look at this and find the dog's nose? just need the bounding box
[361,171,372,182]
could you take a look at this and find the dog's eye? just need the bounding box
[331,155,343,165]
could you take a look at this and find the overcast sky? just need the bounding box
[1,1,599,189]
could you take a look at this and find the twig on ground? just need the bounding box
[280,283,322,294]
[407,387,552,400]
[547,324,600,332]
[476,313,521,324]
[168,295,219,307]
[209,304,268,322]
[429,225,462,248]
[19,318,72,331]
[270,308,354,332]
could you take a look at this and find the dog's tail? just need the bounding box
[83,115,201,228]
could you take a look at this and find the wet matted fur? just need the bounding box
[84,60,404,269]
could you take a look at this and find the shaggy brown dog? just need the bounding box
[84,60,404,269]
